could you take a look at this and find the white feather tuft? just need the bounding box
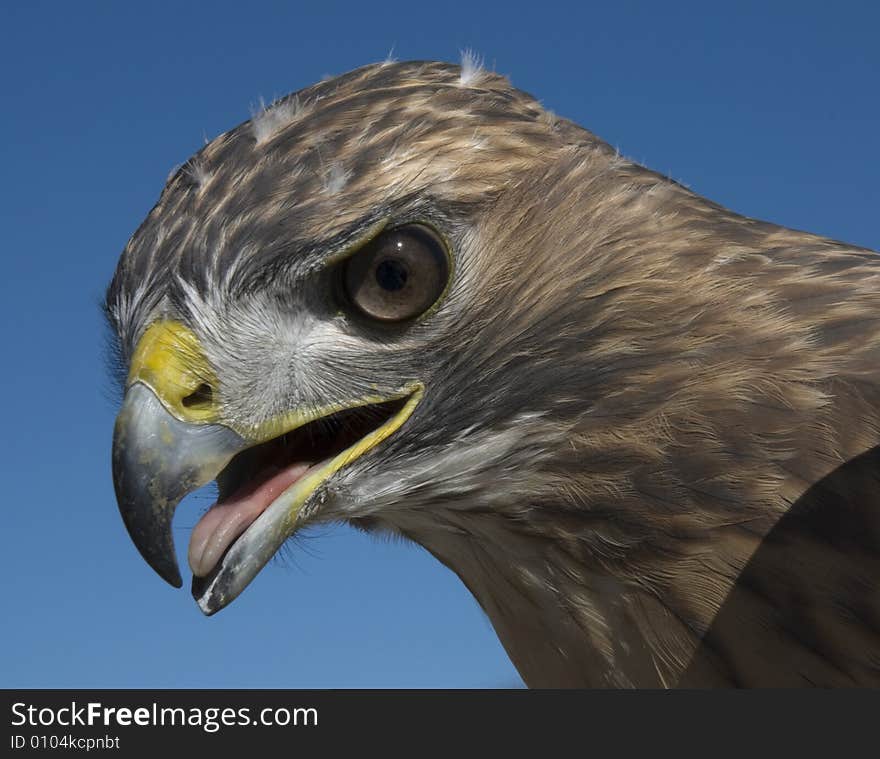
[183,159,212,188]
[250,95,308,144]
[459,48,485,85]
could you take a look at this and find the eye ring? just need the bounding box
[338,223,451,323]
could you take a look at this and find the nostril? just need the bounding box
[182,383,214,409]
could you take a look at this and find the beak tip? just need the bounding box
[141,549,183,589]
[117,505,184,589]
[166,571,184,590]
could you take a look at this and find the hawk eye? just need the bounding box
[340,224,450,322]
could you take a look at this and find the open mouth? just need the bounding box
[188,396,411,582]
[111,317,426,613]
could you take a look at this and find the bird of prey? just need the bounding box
[107,59,880,688]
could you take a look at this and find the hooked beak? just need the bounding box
[112,320,423,614]
[112,382,244,588]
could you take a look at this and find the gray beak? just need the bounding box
[111,382,245,587]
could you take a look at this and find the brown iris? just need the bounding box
[340,224,450,322]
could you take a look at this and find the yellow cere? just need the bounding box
[128,320,220,423]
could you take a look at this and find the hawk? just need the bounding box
[108,60,880,687]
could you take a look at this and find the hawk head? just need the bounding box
[108,60,880,687]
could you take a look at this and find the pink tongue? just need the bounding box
[188,461,312,578]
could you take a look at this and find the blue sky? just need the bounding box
[1,1,877,687]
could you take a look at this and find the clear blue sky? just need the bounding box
[1,1,877,687]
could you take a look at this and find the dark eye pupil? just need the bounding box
[375,258,408,291]
[340,223,449,323]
